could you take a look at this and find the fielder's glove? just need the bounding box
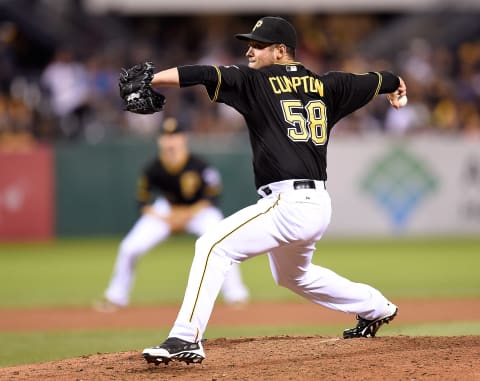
[119,62,166,114]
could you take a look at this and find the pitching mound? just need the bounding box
[1,335,479,380]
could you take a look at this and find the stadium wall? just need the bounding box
[327,135,480,236]
[0,135,478,240]
[54,139,257,236]
[0,145,54,241]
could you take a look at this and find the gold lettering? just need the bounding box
[307,77,315,92]
[291,77,302,92]
[269,77,282,94]
[268,75,324,96]
[277,77,290,93]
[281,76,293,92]
[314,79,324,96]
[302,75,312,93]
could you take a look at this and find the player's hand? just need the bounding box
[119,62,154,97]
[119,62,166,114]
[167,202,210,232]
[142,205,191,232]
[387,76,407,109]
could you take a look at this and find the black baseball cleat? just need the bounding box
[142,337,205,365]
[343,304,398,339]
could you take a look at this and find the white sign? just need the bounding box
[326,136,480,236]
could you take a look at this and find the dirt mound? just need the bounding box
[1,336,479,381]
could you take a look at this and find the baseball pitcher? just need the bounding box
[119,16,406,365]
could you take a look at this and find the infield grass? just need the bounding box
[0,236,479,367]
[0,235,479,307]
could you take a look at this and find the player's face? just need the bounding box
[245,41,277,69]
[158,133,188,163]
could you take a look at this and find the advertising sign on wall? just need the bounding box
[327,136,480,236]
[0,146,54,241]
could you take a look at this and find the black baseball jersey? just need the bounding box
[178,64,399,188]
[136,154,222,208]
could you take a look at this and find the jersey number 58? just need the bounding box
[281,100,327,146]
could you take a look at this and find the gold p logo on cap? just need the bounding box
[252,20,263,32]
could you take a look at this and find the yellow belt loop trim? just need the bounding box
[189,194,281,322]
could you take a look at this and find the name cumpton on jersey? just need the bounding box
[268,75,324,96]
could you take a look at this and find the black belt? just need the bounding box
[261,180,325,196]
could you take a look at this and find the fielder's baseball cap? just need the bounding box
[159,117,187,135]
[235,16,297,49]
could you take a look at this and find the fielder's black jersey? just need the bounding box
[136,154,222,208]
[178,64,399,188]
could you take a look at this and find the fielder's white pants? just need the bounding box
[169,180,394,342]
[105,198,249,306]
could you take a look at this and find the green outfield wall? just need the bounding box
[2,134,479,240]
[55,139,257,236]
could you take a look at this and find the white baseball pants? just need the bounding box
[168,180,394,342]
[105,198,249,306]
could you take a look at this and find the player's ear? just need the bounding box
[275,44,287,60]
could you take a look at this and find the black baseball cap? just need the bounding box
[159,117,187,135]
[235,16,297,49]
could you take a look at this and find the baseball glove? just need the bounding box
[119,62,166,114]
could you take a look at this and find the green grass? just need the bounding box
[0,236,195,308]
[315,237,480,299]
[0,236,479,367]
[0,236,479,307]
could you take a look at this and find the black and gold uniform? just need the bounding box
[99,117,248,312]
[136,154,221,208]
[178,64,399,188]
[140,16,402,362]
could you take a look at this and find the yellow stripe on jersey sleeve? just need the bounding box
[373,71,382,97]
[211,66,222,102]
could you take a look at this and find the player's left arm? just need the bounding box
[151,65,220,90]
[151,64,249,115]
[151,67,181,88]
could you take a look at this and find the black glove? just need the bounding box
[119,62,166,114]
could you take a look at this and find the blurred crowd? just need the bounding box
[1,11,480,150]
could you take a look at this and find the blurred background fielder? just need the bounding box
[95,117,249,311]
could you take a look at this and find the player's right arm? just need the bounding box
[323,71,403,125]
[386,76,407,109]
